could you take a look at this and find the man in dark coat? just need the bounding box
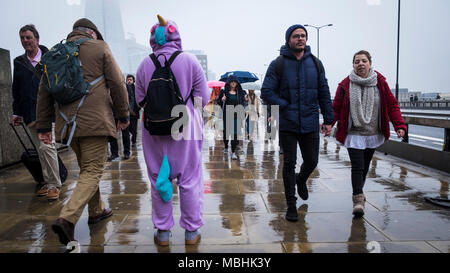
[126,74,140,147]
[11,24,62,200]
[261,24,334,222]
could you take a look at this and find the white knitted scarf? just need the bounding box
[349,68,378,127]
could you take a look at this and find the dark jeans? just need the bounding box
[280,131,319,204]
[347,148,376,195]
[108,127,131,157]
[129,118,138,144]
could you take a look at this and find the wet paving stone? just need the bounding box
[283,241,440,253]
[244,212,389,244]
[107,214,249,246]
[261,192,379,213]
[363,210,450,241]
[1,128,449,253]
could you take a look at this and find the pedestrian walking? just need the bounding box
[36,18,130,245]
[245,89,261,140]
[261,24,334,222]
[11,24,62,200]
[217,75,248,160]
[127,74,141,148]
[135,15,209,246]
[332,50,406,217]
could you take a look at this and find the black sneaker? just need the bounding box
[123,154,130,160]
[296,173,309,200]
[285,205,298,222]
[107,155,119,162]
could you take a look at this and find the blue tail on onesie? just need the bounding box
[156,155,172,202]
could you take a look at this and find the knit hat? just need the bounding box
[73,18,104,40]
[285,24,308,44]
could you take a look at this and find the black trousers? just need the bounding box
[347,148,376,195]
[129,118,138,144]
[223,134,239,152]
[280,131,319,204]
[109,127,131,157]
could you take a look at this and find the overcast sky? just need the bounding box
[1,0,449,95]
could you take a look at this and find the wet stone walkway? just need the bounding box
[0,126,449,253]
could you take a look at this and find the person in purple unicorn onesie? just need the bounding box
[135,15,209,246]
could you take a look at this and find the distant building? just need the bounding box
[421,92,439,101]
[207,69,216,81]
[390,88,409,102]
[185,50,208,80]
[85,0,129,74]
[126,32,151,75]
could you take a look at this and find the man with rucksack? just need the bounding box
[11,24,62,201]
[261,24,334,222]
[36,18,130,245]
[135,15,209,246]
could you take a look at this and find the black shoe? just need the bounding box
[131,143,136,148]
[107,155,119,162]
[52,218,75,245]
[123,154,130,160]
[285,205,298,222]
[296,173,309,200]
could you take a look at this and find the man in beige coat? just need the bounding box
[36,18,130,245]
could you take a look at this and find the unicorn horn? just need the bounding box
[157,14,167,26]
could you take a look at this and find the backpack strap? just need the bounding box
[73,38,91,46]
[167,51,182,67]
[58,75,104,146]
[149,53,162,68]
[274,55,284,83]
[311,54,323,89]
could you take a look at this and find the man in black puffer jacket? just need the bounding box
[261,24,334,222]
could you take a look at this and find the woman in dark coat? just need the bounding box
[332,50,407,217]
[216,75,248,160]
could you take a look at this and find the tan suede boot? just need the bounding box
[352,194,366,217]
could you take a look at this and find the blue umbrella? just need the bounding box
[219,71,259,83]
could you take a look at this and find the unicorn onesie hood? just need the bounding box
[135,15,209,232]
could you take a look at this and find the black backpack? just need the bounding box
[274,54,322,88]
[143,51,193,135]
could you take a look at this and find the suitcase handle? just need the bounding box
[9,123,39,155]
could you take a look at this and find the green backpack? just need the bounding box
[41,38,103,145]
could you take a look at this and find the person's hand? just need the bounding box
[321,124,332,137]
[222,96,226,102]
[268,116,274,122]
[38,132,52,145]
[11,116,23,126]
[117,120,130,130]
[396,129,405,138]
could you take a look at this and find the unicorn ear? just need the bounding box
[157,14,167,26]
[168,25,176,33]
[150,25,157,34]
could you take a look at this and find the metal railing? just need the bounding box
[400,110,450,152]
[399,100,450,109]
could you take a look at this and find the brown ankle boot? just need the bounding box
[352,194,366,217]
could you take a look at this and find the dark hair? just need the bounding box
[126,74,135,81]
[353,50,372,64]
[19,24,39,39]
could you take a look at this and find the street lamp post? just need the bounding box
[304,24,333,59]
[395,0,401,100]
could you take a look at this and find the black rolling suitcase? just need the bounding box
[9,123,67,184]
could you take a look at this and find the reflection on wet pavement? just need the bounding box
[0,127,449,253]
